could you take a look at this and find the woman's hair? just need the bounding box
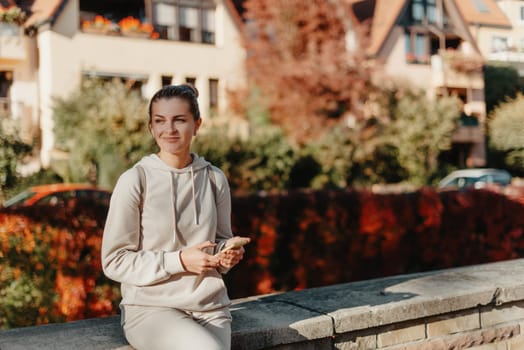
[148,84,200,123]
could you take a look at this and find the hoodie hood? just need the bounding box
[135,153,212,237]
[137,153,211,173]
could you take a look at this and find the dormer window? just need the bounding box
[410,0,437,25]
[151,0,216,44]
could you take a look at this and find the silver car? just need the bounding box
[438,168,512,189]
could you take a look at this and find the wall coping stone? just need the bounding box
[1,258,524,349]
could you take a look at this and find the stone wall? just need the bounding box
[2,259,524,350]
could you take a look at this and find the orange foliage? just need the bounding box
[0,201,117,328]
[240,0,376,144]
[3,186,524,328]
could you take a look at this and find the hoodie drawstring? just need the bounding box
[190,165,198,225]
[170,172,177,243]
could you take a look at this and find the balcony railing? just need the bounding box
[431,51,484,89]
[451,125,483,143]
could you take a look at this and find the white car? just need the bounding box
[438,168,512,189]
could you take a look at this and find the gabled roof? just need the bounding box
[454,0,511,27]
[369,0,406,56]
[349,0,408,56]
[349,0,483,57]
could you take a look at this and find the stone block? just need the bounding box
[426,309,480,337]
[231,299,333,350]
[376,323,425,348]
[334,328,376,350]
[467,342,507,350]
[481,301,524,328]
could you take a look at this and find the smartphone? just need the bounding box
[216,237,250,255]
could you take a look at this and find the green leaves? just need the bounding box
[52,78,156,188]
[0,119,32,200]
[489,93,524,174]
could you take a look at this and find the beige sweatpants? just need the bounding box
[122,305,232,350]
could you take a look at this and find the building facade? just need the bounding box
[350,0,489,167]
[0,0,246,169]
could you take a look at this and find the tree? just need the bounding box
[52,78,155,189]
[303,85,461,188]
[484,64,524,115]
[0,118,32,200]
[382,86,461,185]
[241,0,375,144]
[488,93,524,175]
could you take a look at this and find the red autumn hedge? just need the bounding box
[1,187,523,328]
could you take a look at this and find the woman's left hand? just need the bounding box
[218,236,250,268]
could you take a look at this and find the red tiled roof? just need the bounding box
[454,0,511,27]
[367,0,406,56]
[349,0,407,56]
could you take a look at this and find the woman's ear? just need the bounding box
[194,118,202,136]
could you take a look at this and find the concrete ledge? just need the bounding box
[2,259,524,349]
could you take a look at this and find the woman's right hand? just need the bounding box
[180,241,220,274]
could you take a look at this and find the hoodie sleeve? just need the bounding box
[101,168,177,286]
[211,167,235,273]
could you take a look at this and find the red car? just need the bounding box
[3,183,112,208]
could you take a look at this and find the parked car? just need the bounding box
[438,168,512,190]
[3,183,112,208]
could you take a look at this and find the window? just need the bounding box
[162,75,173,86]
[185,77,196,87]
[491,36,508,52]
[202,8,215,44]
[426,0,437,24]
[153,2,176,39]
[179,6,198,41]
[410,0,437,24]
[83,72,146,92]
[405,31,430,64]
[152,0,216,44]
[472,0,489,13]
[209,78,218,116]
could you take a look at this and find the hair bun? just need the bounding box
[184,84,199,98]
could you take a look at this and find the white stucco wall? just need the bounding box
[381,27,434,93]
[472,1,524,56]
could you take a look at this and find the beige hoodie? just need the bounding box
[101,153,232,312]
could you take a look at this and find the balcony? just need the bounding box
[0,23,25,60]
[451,125,483,143]
[431,51,484,90]
[488,50,524,63]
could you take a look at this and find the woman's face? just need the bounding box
[149,97,201,157]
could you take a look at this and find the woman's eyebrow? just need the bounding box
[153,113,187,118]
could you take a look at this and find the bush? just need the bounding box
[0,119,32,201]
[488,93,524,176]
[0,202,118,329]
[52,78,156,189]
[193,125,297,192]
[484,64,524,114]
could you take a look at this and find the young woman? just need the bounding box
[102,84,249,350]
